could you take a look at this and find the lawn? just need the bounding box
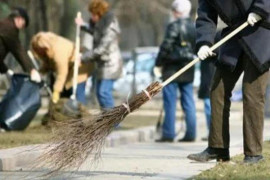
[192,141,270,180]
[0,124,51,149]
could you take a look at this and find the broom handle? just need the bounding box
[162,22,249,87]
[71,12,82,100]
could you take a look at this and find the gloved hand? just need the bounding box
[197,45,216,60]
[30,69,42,83]
[52,91,60,104]
[7,69,14,77]
[6,69,14,81]
[247,13,262,26]
[81,50,96,63]
[153,66,162,78]
[75,16,85,26]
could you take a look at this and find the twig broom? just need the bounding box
[40,22,249,173]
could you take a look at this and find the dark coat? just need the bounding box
[199,59,216,98]
[198,31,221,99]
[196,0,270,72]
[0,17,33,73]
[156,18,196,83]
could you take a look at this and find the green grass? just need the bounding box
[191,141,270,180]
[121,115,160,129]
[0,124,52,149]
[0,113,161,149]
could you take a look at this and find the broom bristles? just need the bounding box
[38,81,163,174]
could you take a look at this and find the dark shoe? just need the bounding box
[187,147,230,162]
[244,155,264,164]
[178,137,195,142]
[155,137,174,143]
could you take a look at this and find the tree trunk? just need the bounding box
[39,0,48,31]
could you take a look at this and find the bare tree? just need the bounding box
[39,0,48,31]
[1,0,198,50]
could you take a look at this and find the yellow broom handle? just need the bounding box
[162,22,249,87]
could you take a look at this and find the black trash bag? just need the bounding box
[0,74,41,131]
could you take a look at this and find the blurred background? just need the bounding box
[0,0,199,50]
[0,0,201,99]
[0,0,238,102]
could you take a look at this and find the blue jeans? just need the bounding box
[96,79,115,109]
[66,82,87,105]
[162,82,196,139]
[203,98,211,130]
[76,82,87,105]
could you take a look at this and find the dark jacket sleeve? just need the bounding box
[250,0,270,20]
[156,23,179,66]
[195,0,218,52]
[0,62,8,74]
[6,37,34,73]
[81,25,94,34]
[0,38,8,73]
[81,20,95,35]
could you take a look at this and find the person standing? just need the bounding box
[0,7,41,83]
[188,0,270,163]
[154,0,197,142]
[75,0,122,109]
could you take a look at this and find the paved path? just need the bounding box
[1,117,270,180]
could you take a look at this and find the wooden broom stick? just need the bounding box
[162,22,249,87]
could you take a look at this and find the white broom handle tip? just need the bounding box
[77,12,81,19]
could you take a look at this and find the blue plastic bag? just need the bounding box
[0,74,41,131]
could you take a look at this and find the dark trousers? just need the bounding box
[209,54,269,156]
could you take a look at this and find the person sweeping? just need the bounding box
[39,1,264,174]
[188,0,270,164]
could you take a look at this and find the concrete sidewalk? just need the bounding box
[1,116,270,179]
[0,126,157,171]
[0,109,241,171]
